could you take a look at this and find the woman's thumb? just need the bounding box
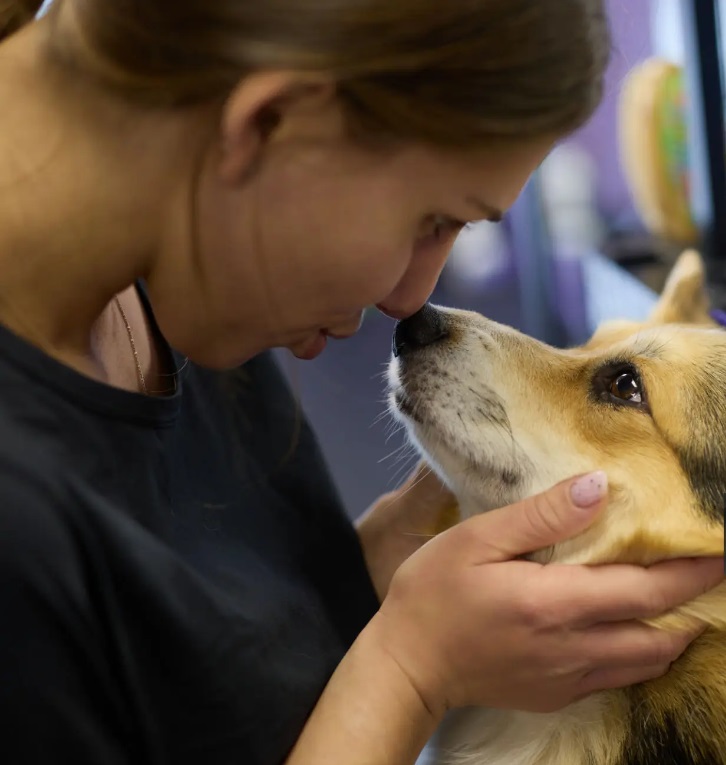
[467,471,608,563]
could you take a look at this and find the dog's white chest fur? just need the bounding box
[432,695,618,765]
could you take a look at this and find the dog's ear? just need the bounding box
[648,249,713,325]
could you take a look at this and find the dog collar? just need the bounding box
[711,309,726,327]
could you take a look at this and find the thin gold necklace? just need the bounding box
[113,295,148,395]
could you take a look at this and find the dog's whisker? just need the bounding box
[378,441,411,464]
[389,454,419,488]
[372,408,393,427]
[404,467,434,495]
[384,421,407,444]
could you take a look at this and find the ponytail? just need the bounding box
[0,0,44,42]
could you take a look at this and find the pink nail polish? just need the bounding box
[570,471,608,508]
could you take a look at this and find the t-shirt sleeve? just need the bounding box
[0,473,133,765]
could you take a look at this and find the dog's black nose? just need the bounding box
[393,304,449,358]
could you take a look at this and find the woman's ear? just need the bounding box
[217,71,337,184]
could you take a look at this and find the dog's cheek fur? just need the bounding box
[672,356,726,524]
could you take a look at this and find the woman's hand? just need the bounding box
[369,472,724,716]
[356,462,458,600]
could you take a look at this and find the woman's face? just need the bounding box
[147,83,554,369]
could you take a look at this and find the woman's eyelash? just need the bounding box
[431,216,470,238]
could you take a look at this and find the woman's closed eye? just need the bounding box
[416,214,471,248]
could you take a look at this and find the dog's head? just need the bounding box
[387,250,725,567]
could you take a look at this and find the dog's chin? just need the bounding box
[390,393,528,516]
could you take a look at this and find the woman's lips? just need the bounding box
[291,319,361,360]
[292,331,327,360]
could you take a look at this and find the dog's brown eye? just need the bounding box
[591,361,648,411]
[609,372,642,403]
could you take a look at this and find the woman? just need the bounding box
[0,1,721,764]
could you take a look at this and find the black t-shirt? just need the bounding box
[0,287,379,764]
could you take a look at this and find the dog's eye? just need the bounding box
[592,362,648,411]
[609,372,642,403]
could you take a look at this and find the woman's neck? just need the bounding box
[0,19,205,390]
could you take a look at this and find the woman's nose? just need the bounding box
[377,250,449,320]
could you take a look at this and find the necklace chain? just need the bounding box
[114,295,148,395]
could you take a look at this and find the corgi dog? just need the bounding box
[387,250,726,765]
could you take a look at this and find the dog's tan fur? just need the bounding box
[388,250,726,765]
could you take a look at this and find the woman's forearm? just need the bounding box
[284,617,441,765]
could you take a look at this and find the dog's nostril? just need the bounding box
[393,304,449,358]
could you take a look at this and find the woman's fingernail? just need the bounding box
[570,471,608,508]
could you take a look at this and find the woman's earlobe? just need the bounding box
[217,130,261,184]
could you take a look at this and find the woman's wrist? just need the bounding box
[285,615,442,765]
[360,611,446,722]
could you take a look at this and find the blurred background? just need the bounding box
[279,0,726,520]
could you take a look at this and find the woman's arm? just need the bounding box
[289,475,722,765]
[356,462,459,599]
[285,465,455,765]
[285,616,440,765]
